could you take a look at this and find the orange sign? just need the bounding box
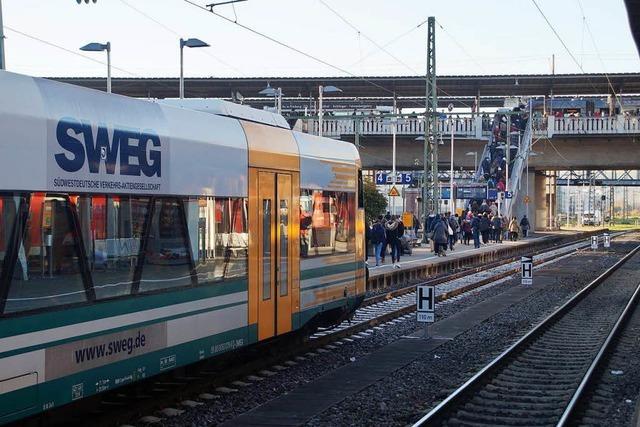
[524,195,531,204]
[388,186,400,197]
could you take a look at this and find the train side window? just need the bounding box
[138,198,194,293]
[75,195,149,300]
[300,189,356,258]
[188,197,248,284]
[0,194,20,281]
[4,194,87,314]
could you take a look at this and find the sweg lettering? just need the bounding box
[55,117,161,177]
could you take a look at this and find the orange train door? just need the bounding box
[256,170,293,340]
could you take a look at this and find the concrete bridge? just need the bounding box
[300,115,640,171]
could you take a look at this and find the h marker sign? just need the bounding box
[521,256,533,286]
[416,285,435,323]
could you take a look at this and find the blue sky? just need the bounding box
[2,0,638,78]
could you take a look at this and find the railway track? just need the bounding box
[309,235,610,345]
[412,241,640,427]
[38,233,615,427]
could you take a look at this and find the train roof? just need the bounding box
[157,98,290,129]
[0,71,360,197]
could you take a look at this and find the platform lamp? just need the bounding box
[318,85,342,137]
[259,83,283,114]
[179,38,209,99]
[80,42,111,93]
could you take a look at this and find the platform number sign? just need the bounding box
[591,236,598,250]
[521,256,533,286]
[604,233,611,248]
[416,285,435,323]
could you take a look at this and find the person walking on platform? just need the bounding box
[471,212,481,249]
[462,217,472,245]
[433,216,448,256]
[371,216,386,266]
[480,213,491,244]
[520,215,530,238]
[509,217,520,241]
[385,215,402,268]
[380,213,391,263]
[448,213,459,251]
[492,214,503,243]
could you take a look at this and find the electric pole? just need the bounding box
[422,16,438,234]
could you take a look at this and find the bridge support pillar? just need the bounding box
[533,171,558,231]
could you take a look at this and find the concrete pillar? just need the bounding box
[534,171,547,230]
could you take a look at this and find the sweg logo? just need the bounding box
[54,117,162,177]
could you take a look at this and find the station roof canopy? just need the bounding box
[52,73,640,100]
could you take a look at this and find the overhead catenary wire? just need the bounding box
[118,0,246,76]
[531,0,620,106]
[318,0,419,75]
[577,0,623,111]
[435,19,487,74]
[182,0,421,105]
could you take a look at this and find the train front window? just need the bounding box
[4,194,87,313]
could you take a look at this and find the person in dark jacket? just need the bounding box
[492,215,503,243]
[370,216,386,266]
[520,215,530,238]
[471,213,481,248]
[432,216,449,256]
[448,214,459,251]
[479,213,491,244]
[385,216,402,268]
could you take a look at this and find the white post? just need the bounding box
[474,152,478,173]
[106,42,112,94]
[0,0,5,70]
[450,116,455,211]
[179,39,184,99]
[566,170,570,228]
[506,115,510,194]
[276,87,282,114]
[391,98,397,214]
[318,85,323,137]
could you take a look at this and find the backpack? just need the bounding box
[371,223,385,244]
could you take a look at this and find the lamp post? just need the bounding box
[80,42,111,93]
[259,84,283,114]
[0,0,5,70]
[318,85,342,137]
[447,104,455,211]
[179,37,209,99]
[465,151,477,172]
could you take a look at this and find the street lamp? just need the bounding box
[259,83,283,114]
[80,42,111,93]
[179,37,209,99]
[318,85,342,137]
[465,151,478,172]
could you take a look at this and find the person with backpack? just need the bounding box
[448,213,459,251]
[370,216,386,267]
[432,215,449,256]
[492,214,503,243]
[471,212,481,249]
[480,213,491,244]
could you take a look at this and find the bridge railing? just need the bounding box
[304,116,487,138]
[533,116,640,137]
[302,115,640,139]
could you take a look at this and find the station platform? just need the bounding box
[365,230,602,290]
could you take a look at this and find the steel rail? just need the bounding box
[412,241,640,427]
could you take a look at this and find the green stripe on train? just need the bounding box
[0,325,254,425]
[300,261,363,281]
[0,278,248,338]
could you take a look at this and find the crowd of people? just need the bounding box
[366,207,531,265]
